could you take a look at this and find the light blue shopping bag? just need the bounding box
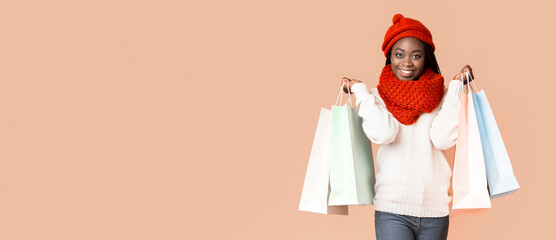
[470,74,520,199]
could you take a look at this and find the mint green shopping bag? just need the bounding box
[328,83,375,206]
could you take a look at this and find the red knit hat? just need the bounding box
[382,14,435,57]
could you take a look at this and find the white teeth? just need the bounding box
[400,69,413,74]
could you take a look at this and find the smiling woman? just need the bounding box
[338,13,475,240]
[388,37,426,81]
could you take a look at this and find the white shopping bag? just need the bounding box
[298,107,348,214]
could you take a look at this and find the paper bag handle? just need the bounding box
[335,82,354,107]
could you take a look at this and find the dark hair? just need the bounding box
[385,40,441,75]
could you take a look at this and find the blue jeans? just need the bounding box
[374,210,449,240]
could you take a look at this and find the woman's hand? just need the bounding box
[341,77,363,93]
[452,65,474,85]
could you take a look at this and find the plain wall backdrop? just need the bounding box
[0,0,554,239]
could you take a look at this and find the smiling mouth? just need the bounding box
[399,69,414,76]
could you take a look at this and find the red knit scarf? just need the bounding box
[377,65,445,125]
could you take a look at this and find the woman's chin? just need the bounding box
[395,74,414,81]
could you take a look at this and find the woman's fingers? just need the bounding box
[452,65,475,83]
[459,65,474,84]
[464,66,474,82]
[467,67,474,80]
[341,77,361,93]
[342,78,350,93]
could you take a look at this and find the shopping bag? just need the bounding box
[452,75,492,210]
[470,76,520,199]
[328,82,375,206]
[298,107,348,214]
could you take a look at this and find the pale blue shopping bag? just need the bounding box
[469,73,520,199]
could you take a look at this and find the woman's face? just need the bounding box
[390,37,425,81]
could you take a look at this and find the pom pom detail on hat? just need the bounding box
[382,14,435,57]
[392,13,404,24]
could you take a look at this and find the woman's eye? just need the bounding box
[396,53,403,58]
[412,55,421,59]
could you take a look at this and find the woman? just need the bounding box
[341,14,474,240]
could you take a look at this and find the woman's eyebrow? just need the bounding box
[394,48,423,53]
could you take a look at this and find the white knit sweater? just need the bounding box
[350,80,463,218]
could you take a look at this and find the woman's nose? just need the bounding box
[402,57,413,66]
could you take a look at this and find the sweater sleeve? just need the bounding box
[350,82,400,144]
[429,80,463,150]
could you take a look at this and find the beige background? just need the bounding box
[0,0,554,239]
